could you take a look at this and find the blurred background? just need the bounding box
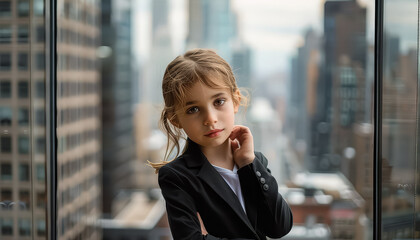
[1,0,420,239]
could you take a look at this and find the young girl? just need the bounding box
[150,49,293,239]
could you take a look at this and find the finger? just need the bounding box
[230,127,252,143]
[229,125,247,140]
[231,139,240,151]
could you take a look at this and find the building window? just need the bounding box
[18,53,28,70]
[36,137,45,154]
[36,192,45,209]
[18,163,29,181]
[37,219,46,237]
[0,1,11,17]
[36,81,44,98]
[34,0,44,16]
[0,136,11,153]
[18,108,29,126]
[0,218,13,235]
[36,26,45,43]
[18,136,29,154]
[17,0,29,17]
[0,107,12,125]
[18,190,30,210]
[36,163,45,182]
[0,25,11,43]
[36,53,45,70]
[0,81,11,98]
[17,25,29,43]
[18,219,31,236]
[36,108,45,126]
[18,81,28,98]
[0,163,12,180]
[1,189,12,201]
[0,53,11,70]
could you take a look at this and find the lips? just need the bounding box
[204,129,223,137]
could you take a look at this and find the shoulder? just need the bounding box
[158,155,192,183]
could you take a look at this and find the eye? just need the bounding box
[186,106,199,114]
[214,99,226,106]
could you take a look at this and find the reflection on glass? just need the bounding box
[57,0,101,239]
[0,0,47,239]
[92,0,374,239]
[381,0,418,239]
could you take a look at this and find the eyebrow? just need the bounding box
[185,92,227,106]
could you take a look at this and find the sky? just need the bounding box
[133,0,376,77]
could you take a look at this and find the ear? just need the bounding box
[233,89,241,114]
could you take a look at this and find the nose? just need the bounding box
[203,108,217,126]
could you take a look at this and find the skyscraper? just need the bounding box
[0,0,47,239]
[288,29,321,170]
[56,0,102,238]
[312,0,367,174]
[100,0,137,216]
[187,0,235,62]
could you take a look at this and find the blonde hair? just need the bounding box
[148,48,248,173]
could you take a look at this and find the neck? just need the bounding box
[200,138,234,170]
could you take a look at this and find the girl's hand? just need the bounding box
[229,125,255,168]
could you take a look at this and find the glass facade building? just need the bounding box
[0,0,420,239]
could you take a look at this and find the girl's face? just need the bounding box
[172,78,239,150]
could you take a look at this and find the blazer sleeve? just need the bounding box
[237,152,293,238]
[158,165,254,240]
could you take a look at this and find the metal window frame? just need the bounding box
[42,0,387,239]
[45,0,57,239]
[374,0,383,239]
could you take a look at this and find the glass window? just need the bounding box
[0,53,11,70]
[18,25,29,43]
[33,0,44,16]
[36,192,45,209]
[18,53,28,70]
[36,163,45,182]
[1,189,12,201]
[35,108,45,126]
[0,107,12,125]
[0,25,11,43]
[0,1,11,17]
[18,190,30,210]
[18,219,31,236]
[0,81,11,98]
[18,81,28,98]
[382,0,418,237]
[36,53,45,70]
[0,163,12,180]
[36,25,45,42]
[18,108,29,126]
[0,136,11,153]
[1,218,13,235]
[37,219,46,236]
[35,81,44,98]
[36,137,45,154]
[18,136,29,154]
[18,0,30,17]
[18,163,29,181]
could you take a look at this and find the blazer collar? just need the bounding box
[183,138,256,234]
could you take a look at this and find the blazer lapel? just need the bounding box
[184,139,256,234]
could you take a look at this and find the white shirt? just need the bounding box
[212,164,247,214]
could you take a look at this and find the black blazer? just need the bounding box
[158,139,293,240]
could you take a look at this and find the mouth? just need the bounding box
[204,129,224,138]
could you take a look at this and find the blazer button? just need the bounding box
[256,171,261,177]
[263,184,269,191]
[260,178,266,184]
